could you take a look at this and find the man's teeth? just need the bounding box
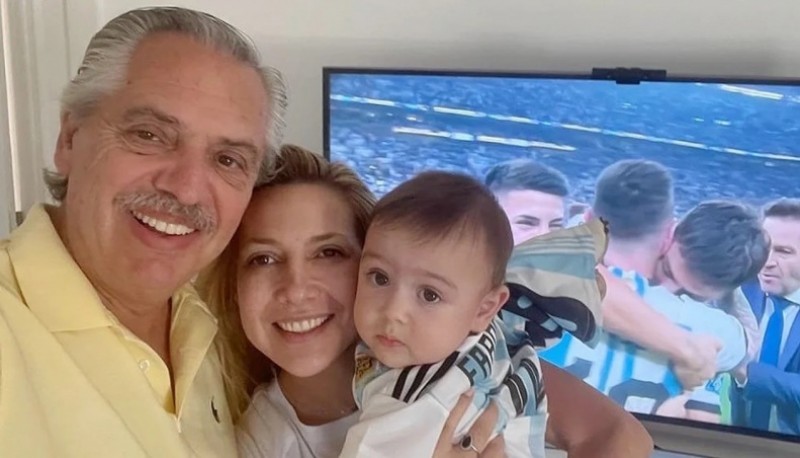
[132,211,195,236]
[277,317,328,333]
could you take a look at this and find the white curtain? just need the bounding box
[0,0,15,237]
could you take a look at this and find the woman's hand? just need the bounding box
[543,361,653,458]
[432,391,506,457]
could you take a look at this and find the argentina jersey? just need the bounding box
[587,267,686,414]
[539,267,648,379]
[541,267,736,416]
[347,317,548,458]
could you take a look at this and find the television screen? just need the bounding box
[324,68,800,443]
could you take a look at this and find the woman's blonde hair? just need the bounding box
[197,144,376,422]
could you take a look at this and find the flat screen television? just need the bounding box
[323,67,800,457]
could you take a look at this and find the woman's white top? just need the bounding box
[237,382,358,458]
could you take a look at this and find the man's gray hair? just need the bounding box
[45,6,288,201]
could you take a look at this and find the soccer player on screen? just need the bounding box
[556,160,756,422]
[487,159,737,399]
[652,200,767,382]
[484,159,568,244]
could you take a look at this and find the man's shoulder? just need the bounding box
[0,205,55,303]
[683,301,744,349]
[0,237,22,303]
[678,297,734,326]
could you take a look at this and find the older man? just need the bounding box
[0,7,286,456]
[733,198,800,435]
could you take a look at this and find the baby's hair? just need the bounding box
[371,171,513,287]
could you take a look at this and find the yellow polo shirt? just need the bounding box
[0,205,237,457]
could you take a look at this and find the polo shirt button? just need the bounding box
[138,359,150,371]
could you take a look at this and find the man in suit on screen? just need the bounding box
[733,198,800,435]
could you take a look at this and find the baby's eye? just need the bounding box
[368,270,389,286]
[419,288,441,304]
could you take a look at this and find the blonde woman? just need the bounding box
[199,145,653,458]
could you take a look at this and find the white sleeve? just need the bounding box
[693,305,747,372]
[340,384,449,458]
[643,288,746,372]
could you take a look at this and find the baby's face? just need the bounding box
[353,225,505,368]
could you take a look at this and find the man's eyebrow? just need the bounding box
[774,243,795,254]
[218,137,260,160]
[123,107,260,155]
[122,107,181,126]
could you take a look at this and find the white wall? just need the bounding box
[12,0,800,209]
[0,1,15,237]
[88,0,800,157]
[3,0,74,214]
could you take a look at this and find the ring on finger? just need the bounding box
[459,434,480,453]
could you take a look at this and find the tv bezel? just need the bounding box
[321,66,800,452]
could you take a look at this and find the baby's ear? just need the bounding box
[471,284,509,333]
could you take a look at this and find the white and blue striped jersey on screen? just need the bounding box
[540,266,745,415]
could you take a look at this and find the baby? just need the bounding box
[340,171,549,457]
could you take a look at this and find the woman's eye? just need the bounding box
[248,254,276,266]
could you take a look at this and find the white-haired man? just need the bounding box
[0,7,286,456]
